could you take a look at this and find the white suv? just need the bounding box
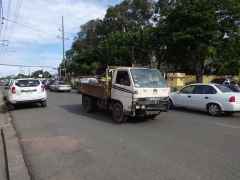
[4,78,47,111]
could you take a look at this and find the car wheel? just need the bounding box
[8,102,14,111]
[144,114,157,119]
[41,100,47,107]
[84,96,94,113]
[112,102,128,123]
[225,111,235,116]
[207,103,222,116]
[169,98,174,109]
[50,88,52,92]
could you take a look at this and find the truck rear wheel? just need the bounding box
[112,102,128,123]
[84,96,94,113]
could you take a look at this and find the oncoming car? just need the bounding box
[49,81,71,92]
[169,83,240,116]
[4,78,47,111]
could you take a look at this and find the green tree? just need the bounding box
[153,0,240,82]
[103,0,155,35]
[31,70,43,78]
[98,25,153,67]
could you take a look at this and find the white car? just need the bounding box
[4,78,47,111]
[49,81,71,92]
[80,78,98,83]
[169,83,240,116]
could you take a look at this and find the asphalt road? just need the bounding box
[4,88,240,180]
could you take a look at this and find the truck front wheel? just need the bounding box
[84,96,94,113]
[112,102,128,123]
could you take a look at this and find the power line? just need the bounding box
[0,63,55,68]
[2,18,59,37]
[1,0,22,64]
[0,0,2,35]
[0,0,11,59]
[1,0,122,72]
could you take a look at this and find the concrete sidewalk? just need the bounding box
[0,90,30,180]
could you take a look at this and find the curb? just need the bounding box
[0,90,30,180]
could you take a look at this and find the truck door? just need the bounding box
[111,70,133,112]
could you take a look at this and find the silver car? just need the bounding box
[49,81,71,92]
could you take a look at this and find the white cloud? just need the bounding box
[0,0,120,77]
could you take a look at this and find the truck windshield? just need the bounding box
[130,69,168,88]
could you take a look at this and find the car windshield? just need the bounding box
[15,80,40,87]
[215,85,233,92]
[130,69,168,88]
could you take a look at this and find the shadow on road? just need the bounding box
[59,104,154,125]
[169,107,240,119]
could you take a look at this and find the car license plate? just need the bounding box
[26,92,32,94]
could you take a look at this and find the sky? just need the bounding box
[0,0,120,78]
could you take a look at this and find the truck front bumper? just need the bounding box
[131,97,169,116]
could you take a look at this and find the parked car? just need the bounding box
[49,81,71,92]
[169,83,240,116]
[210,76,240,86]
[4,78,47,111]
[222,84,240,92]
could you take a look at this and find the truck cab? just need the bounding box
[109,67,170,122]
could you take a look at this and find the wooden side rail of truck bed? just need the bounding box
[77,82,111,99]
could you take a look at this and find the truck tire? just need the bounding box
[112,102,128,123]
[84,96,94,113]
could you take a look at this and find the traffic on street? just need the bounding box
[1,86,240,180]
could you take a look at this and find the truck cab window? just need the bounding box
[116,71,130,86]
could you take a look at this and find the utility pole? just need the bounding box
[58,16,69,81]
[62,16,65,70]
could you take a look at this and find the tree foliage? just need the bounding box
[152,0,240,82]
[31,70,43,78]
[60,0,240,81]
